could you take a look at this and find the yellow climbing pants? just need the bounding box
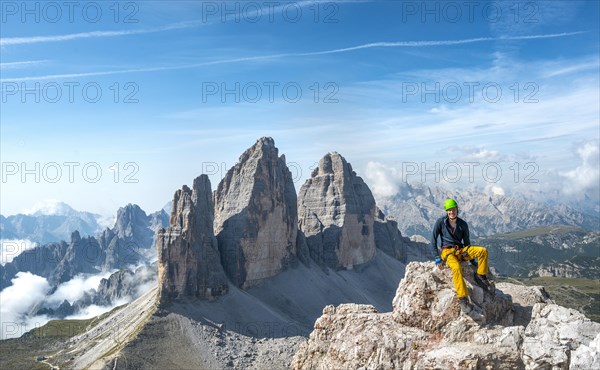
[441,246,489,298]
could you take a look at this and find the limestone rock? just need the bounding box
[522,303,600,369]
[298,152,376,269]
[101,204,168,270]
[95,269,135,305]
[571,333,600,369]
[112,203,156,248]
[213,137,298,288]
[293,261,599,369]
[157,175,228,304]
[54,231,103,283]
[291,304,428,370]
[373,208,407,262]
[495,282,553,326]
[392,262,513,332]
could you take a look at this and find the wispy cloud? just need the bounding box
[0,0,335,47]
[0,22,200,46]
[0,60,49,69]
[1,32,585,82]
[293,32,585,56]
[541,59,600,78]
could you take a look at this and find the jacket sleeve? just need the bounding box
[430,218,441,258]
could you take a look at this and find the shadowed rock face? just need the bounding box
[298,152,377,269]
[213,137,298,288]
[374,208,408,262]
[157,175,228,304]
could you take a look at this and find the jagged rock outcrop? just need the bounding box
[113,204,155,246]
[522,303,600,369]
[1,203,168,291]
[291,304,429,370]
[95,269,135,305]
[292,261,600,369]
[54,231,103,283]
[100,204,169,270]
[495,282,553,326]
[298,152,376,269]
[213,137,298,288]
[77,263,158,309]
[392,262,514,333]
[33,299,75,319]
[374,208,407,262]
[157,175,228,304]
[0,231,103,290]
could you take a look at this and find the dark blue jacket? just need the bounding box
[430,216,471,258]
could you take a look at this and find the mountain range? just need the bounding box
[0,202,105,244]
[0,137,598,369]
[0,204,168,291]
[377,181,599,239]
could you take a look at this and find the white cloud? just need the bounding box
[484,184,506,196]
[0,22,200,46]
[0,272,50,339]
[0,60,48,69]
[364,162,402,199]
[65,303,123,320]
[47,272,113,305]
[2,33,584,82]
[0,269,138,339]
[20,199,75,216]
[448,146,506,163]
[0,239,37,265]
[560,141,600,196]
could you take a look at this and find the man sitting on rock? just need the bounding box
[431,199,493,313]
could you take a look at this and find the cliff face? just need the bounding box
[298,152,377,269]
[153,137,424,302]
[213,137,298,288]
[374,208,408,262]
[157,175,228,303]
[292,261,600,369]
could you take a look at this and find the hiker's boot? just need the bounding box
[475,273,495,296]
[458,297,473,314]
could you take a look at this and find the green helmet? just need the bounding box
[444,198,458,210]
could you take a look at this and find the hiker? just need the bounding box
[431,198,493,313]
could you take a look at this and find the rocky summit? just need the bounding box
[157,175,228,303]
[292,261,600,369]
[213,137,299,288]
[298,152,377,269]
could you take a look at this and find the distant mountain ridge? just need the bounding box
[377,181,599,239]
[480,226,600,279]
[0,201,106,244]
[0,204,168,291]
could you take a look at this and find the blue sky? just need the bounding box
[1,0,599,217]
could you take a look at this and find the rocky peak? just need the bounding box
[70,230,82,244]
[113,204,154,248]
[298,152,377,269]
[157,175,228,304]
[213,137,298,288]
[292,261,600,369]
[55,233,103,283]
[148,209,169,232]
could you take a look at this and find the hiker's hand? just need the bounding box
[435,257,443,269]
